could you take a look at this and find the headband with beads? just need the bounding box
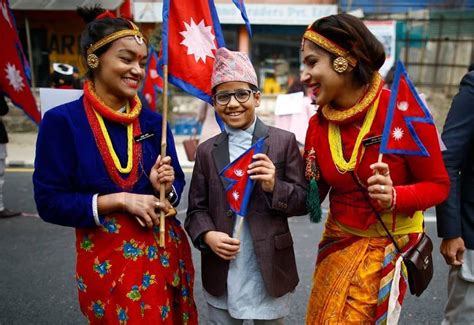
[86,11,147,69]
[303,28,357,73]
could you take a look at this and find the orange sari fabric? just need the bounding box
[306,218,386,324]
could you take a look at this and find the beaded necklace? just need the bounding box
[94,108,133,173]
[84,80,142,124]
[83,81,142,190]
[328,95,380,173]
[322,73,382,125]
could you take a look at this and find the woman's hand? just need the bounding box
[248,153,276,193]
[203,231,240,260]
[150,155,175,194]
[123,193,170,229]
[367,162,394,210]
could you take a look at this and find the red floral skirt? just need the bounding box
[75,213,198,324]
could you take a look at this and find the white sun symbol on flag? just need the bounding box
[5,62,24,92]
[392,127,404,141]
[179,18,216,63]
[232,190,240,201]
[234,169,244,177]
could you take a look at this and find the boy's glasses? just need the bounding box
[213,89,256,106]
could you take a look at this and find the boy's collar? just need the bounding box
[224,115,257,136]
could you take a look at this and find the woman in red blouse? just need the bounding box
[300,14,449,324]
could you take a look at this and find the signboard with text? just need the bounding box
[365,20,397,77]
[133,2,337,25]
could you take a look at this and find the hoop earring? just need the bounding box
[333,57,348,73]
[87,54,99,69]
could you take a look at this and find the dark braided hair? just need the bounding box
[309,13,385,86]
[77,5,137,79]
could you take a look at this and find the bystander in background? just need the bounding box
[274,73,316,153]
[436,63,474,324]
[50,63,75,89]
[0,96,20,218]
[72,66,83,89]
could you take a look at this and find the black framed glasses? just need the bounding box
[213,89,257,106]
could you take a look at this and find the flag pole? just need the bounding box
[159,64,169,248]
[374,153,384,176]
[234,216,244,240]
[25,17,36,90]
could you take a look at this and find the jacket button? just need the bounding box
[226,210,234,217]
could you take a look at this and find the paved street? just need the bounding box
[0,170,448,324]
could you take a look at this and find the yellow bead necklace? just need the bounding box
[94,105,133,174]
[328,95,380,173]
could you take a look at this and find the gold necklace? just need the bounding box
[322,73,382,123]
[94,105,133,174]
[328,95,380,173]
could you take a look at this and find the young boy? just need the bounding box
[185,48,307,324]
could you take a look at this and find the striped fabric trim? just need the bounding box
[316,236,360,264]
[375,234,419,325]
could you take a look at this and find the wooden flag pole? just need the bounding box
[234,216,245,241]
[159,64,170,248]
[374,153,384,176]
[378,153,384,164]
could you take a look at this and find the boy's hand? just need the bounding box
[248,153,275,192]
[203,231,240,260]
[150,155,175,194]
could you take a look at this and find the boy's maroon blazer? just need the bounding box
[185,118,307,298]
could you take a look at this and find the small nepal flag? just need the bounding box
[140,47,163,111]
[232,0,252,37]
[380,61,435,156]
[0,0,40,123]
[161,0,225,104]
[220,137,265,216]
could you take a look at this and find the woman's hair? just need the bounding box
[77,5,134,79]
[309,13,385,86]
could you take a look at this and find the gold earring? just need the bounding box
[87,53,99,69]
[333,57,348,73]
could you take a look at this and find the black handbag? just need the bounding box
[404,233,434,296]
[376,215,434,296]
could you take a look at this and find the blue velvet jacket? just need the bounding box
[33,96,185,228]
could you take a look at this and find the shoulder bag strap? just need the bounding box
[349,171,403,253]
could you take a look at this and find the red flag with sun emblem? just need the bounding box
[161,0,225,104]
[0,0,40,123]
[380,61,434,156]
[140,47,163,111]
[220,138,265,216]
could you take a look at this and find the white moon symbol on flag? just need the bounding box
[397,101,409,111]
[234,169,244,177]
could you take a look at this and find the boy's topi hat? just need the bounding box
[211,47,258,89]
